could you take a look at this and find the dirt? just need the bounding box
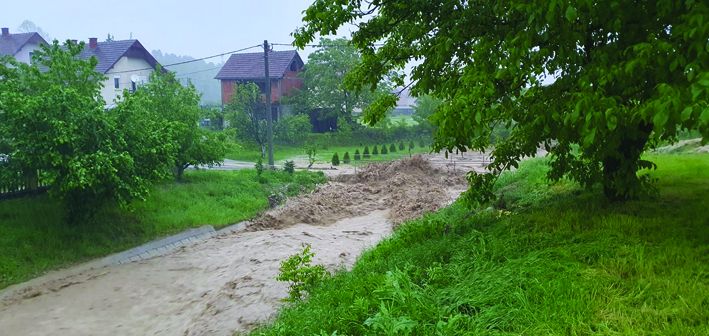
[0,156,469,336]
[249,156,467,230]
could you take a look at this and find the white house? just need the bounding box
[0,27,47,63]
[76,38,162,107]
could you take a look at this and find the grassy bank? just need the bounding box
[225,142,432,165]
[252,154,709,335]
[0,169,326,290]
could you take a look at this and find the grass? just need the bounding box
[0,169,326,290]
[251,154,709,335]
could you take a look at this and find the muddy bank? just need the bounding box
[249,156,466,230]
[0,157,467,336]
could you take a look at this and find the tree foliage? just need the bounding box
[123,70,225,180]
[225,83,268,151]
[287,37,393,127]
[0,41,159,220]
[295,0,709,201]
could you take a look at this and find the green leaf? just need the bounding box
[700,107,709,125]
[565,6,578,21]
[607,114,618,131]
[653,108,669,128]
[681,106,693,121]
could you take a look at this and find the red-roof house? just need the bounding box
[215,50,304,112]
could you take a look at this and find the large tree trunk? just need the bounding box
[601,123,652,201]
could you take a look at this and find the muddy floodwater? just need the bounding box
[0,156,471,335]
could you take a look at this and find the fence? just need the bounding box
[0,170,51,200]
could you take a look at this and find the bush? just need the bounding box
[331,152,340,166]
[354,149,361,161]
[363,146,371,158]
[390,143,397,153]
[274,114,313,144]
[381,144,388,154]
[283,160,295,174]
[409,140,415,151]
[419,139,426,148]
[276,244,328,302]
[399,142,405,151]
[255,157,267,183]
[343,152,351,164]
[372,146,379,155]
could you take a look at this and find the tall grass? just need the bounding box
[252,154,709,335]
[0,169,325,290]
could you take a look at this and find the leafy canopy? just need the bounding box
[121,70,225,180]
[225,82,268,149]
[287,37,394,127]
[294,0,709,201]
[0,41,159,220]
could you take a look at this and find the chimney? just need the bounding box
[89,37,98,48]
[1,28,9,37]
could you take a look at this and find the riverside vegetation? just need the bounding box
[256,153,708,335]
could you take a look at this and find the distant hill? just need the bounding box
[152,50,222,105]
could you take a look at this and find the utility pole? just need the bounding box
[263,40,275,168]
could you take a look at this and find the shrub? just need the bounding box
[419,139,426,148]
[390,143,397,153]
[283,160,295,174]
[255,157,267,183]
[381,144,388,154]
[409,140,415,151]
[331,152,340,166]
[354,149,361,161]
[274,114,312,144]
[363,146,371,158]
[276,244,328,302]
[305,145,317,168]
[343,152,351,164]
[372,146,379,155]
[399,142,405,151]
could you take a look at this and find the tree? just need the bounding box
[274,114,312,144]
[295,1,709,201]
[331,152,340,166]
[225,83,268,153]
[17,20,50,41]
[124,70,225,180]
[412,95,443,134]
[0,41,160,221]
[288,37,393,128]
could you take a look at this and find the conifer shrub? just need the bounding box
[283,160,295,174]
[363,146,371,158]
[331,152,340,166]
[372,146,379,155]
[389,143,397,153]
[354,149,361,160]
[381,144,388,154]
[399,142,405,151]
[343,152,351,164]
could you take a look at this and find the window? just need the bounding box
[131,81,137,92]
[28,52,34,64]
[114,77,120,89]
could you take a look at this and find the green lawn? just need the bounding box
[252,154,709,335]
[225,142,433,166]
[0,169,326,290]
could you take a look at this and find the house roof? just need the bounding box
[215,50,303,80]
[76,39,161,74]
[0,32,46,56]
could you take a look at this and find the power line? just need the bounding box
[174,66,222,77]
[109,44,262,74]
[271,42,385,48]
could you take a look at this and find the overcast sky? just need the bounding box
[0,0,347,62]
